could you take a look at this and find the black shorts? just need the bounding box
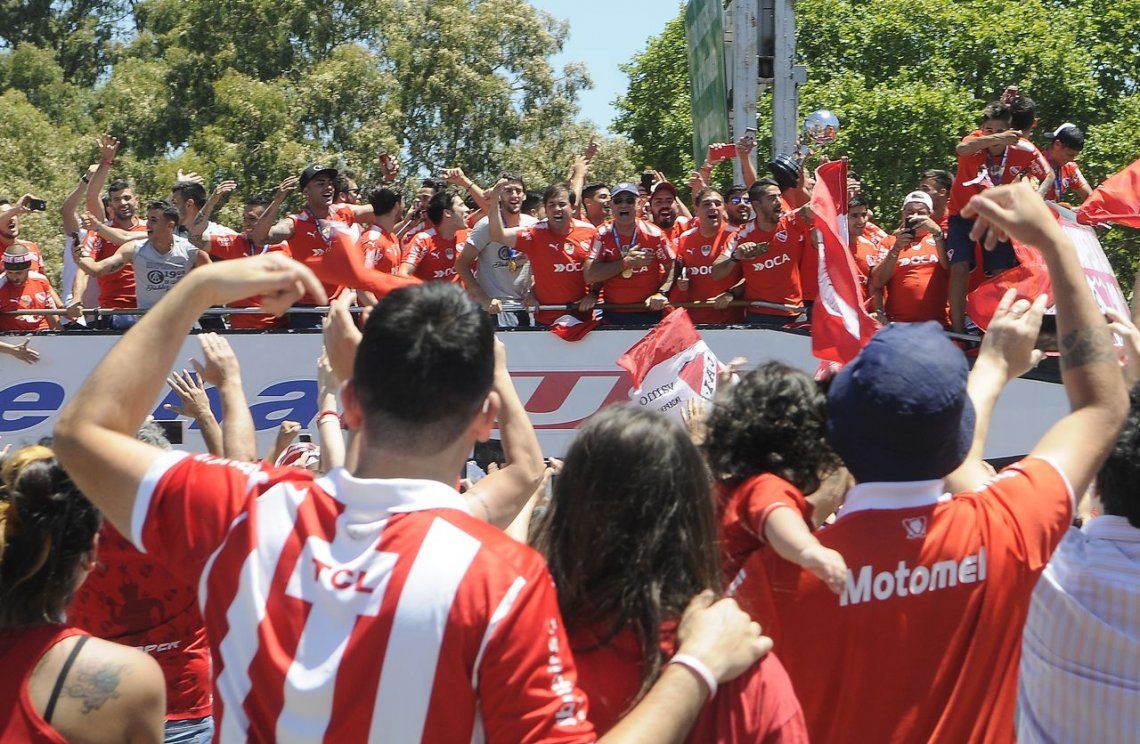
[946,215,1019,275]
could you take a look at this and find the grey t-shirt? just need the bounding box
[132,235,198,309]
[464,213,538,302]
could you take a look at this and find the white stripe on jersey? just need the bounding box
[472,576,527,689]
[369,518,481,741]
[276,522,398,742]
[215,482,306,743]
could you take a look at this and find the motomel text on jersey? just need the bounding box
[839,548,987,606]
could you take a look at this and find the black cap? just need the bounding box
[299,164,338,189]
[1044,123,1085,151]
[767,154,801,190]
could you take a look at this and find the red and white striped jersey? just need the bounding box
[130,452,596,743]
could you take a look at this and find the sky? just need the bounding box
[529,0,680,131]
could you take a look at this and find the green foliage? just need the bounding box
[615,0,1140,281]
[0,0,636,282]
[613,12,694,179]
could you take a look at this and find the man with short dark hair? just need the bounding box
[458,173,537,326]
[54,254,772,742]
[648,181,690,242]
[946,101,1050,333]
[1042,123,1092,204]
[918,169,953,229]
[723,185,752,228]
[358,186,404,275]
[672,187,743,324]
[73,200,209,328]
[711,178,810,327]
[773,182,1128,742]
[78,137,148,321]
[580,183,611,227]
[171,180,237,241]
[399,188,468,283]
[187,182,291,330]
[251,164,376,327]
[0,197,43,273]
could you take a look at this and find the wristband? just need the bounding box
[317,409,340,421]
[101,159,113,166]
[668,653,717,700]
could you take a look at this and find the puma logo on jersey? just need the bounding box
[840,548,987,606]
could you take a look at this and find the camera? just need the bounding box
[27,198,46,212]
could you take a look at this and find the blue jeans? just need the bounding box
[164,716,214,743]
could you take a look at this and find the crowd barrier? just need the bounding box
[1,321,1066,459]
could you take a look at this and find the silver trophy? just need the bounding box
[796,109,841,160]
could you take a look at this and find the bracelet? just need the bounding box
[317,409,340,422]
[668,653,717,700]
[101,159,112,166]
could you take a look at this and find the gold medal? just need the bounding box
[621,268,633,279]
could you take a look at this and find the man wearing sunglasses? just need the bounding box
[583,182,675,326]
[723,185,753,229]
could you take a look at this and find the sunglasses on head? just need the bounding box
[729,196,751,205]
[611,195,637,205]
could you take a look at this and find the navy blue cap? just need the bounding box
[826,322,975,483]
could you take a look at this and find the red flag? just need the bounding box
[1077,158,1140,229]
[548,313,599,341]
[809,160,878,364]
[306,228,420,298]
[965,242,1052,331]
[616,309,724,422]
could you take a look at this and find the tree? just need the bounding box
[613,12,694,181]
[615,0,1140,280]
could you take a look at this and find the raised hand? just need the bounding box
[276,176,299,198]
[164,369,213,421]
[97,134,120,164]
[192,332,242,387]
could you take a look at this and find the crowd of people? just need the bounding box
[3,85,1139,744]
[0,89,1099,355]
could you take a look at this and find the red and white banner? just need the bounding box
[966,207,1128,330]
[549,313,599,342]
[0,326,1068,459]
[616,309,723,423]
[809,159,878,364]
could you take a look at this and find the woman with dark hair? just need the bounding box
[704,361,849,646]
[534,406,807,741]
[0,445,165,743]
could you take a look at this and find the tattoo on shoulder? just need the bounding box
[64,662,125,715]
[1059,327,1117,371]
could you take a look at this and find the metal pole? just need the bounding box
[731,0,759,183]
[771,0,802,158]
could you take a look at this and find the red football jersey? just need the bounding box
[403,227,467,283]
[0,272,57,332]
[718,475,813,649]
[358,225,402,275]
[206,234,291,329]
[950,132,1050,215]
[0,625,86,744]
[130,453,596,743]
[287,205,357,304]
[851,235,884,291]
[571,622,808,742]
[69,522,212,719]
[774,458,1073,743]
[726,212,808,316]
[81,225,145,309]
[671,225,743,324]
[880,234,949,324]
[514,219,598,325]
[589,220,673,309]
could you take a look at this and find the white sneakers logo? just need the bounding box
[839,548,987,607]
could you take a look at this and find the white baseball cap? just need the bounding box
[902,191,934,210]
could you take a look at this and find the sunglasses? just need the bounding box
[729,196,751,205]
[611,195,637,205]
